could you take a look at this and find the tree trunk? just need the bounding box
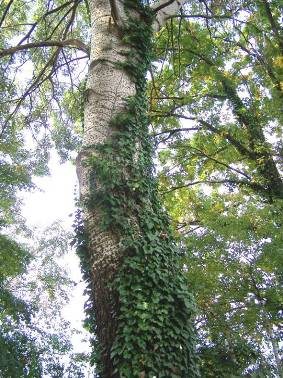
[77,0,199,376]
[76,0,135,374]
[264,312,282,378]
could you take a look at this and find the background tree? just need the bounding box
[150,0,282,375]
[0,0,199,376]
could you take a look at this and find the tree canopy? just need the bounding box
[150,0,282,375]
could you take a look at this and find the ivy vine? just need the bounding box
[75,0,200,376]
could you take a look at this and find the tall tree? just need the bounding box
[0,0,199,376]
[75,0,199,376]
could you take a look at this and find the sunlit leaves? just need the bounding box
[150,0,282,375]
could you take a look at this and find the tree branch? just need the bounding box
[151,110,254,159]
[153,127,199,137]
[169,13,233,20]
[189,145,252,179]
[262,0,283,54]
[0,48,61,136]
[9,0,76,46]
[151,0,187,31]
[152,0,176,13]
[0,39,90,59]
[0,0,14,29]
[196,118,255,159]
[162,179,265,194]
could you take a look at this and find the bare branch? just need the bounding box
[0,0,14,29]
[0,39,90,59]
[152,0,175,13]
[16,0,77,46]
[163,179,265,194]
[153,127,199,137]
[0,48,61,136]
[151,0,187,31]
[43,0,76,18]
[17,23,37,46]
[190,145,252,180]
[169,13,233,20]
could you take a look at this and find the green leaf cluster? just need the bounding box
[150,1,283,375]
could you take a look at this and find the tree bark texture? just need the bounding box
[77,0,134,374]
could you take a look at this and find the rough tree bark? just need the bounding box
[76,0,198,376]
[77,0,136,372]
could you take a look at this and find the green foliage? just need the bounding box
[150,1,283,375]
[1,0,282,376]
[0,223,92,377]
[0,234,30,279]
[0,0,89,168]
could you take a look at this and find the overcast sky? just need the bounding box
[22,152,90,354]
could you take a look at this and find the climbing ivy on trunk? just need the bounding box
[75,0,199,376]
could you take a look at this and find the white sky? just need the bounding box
[22,153,77,229]
[22,151,91,355]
